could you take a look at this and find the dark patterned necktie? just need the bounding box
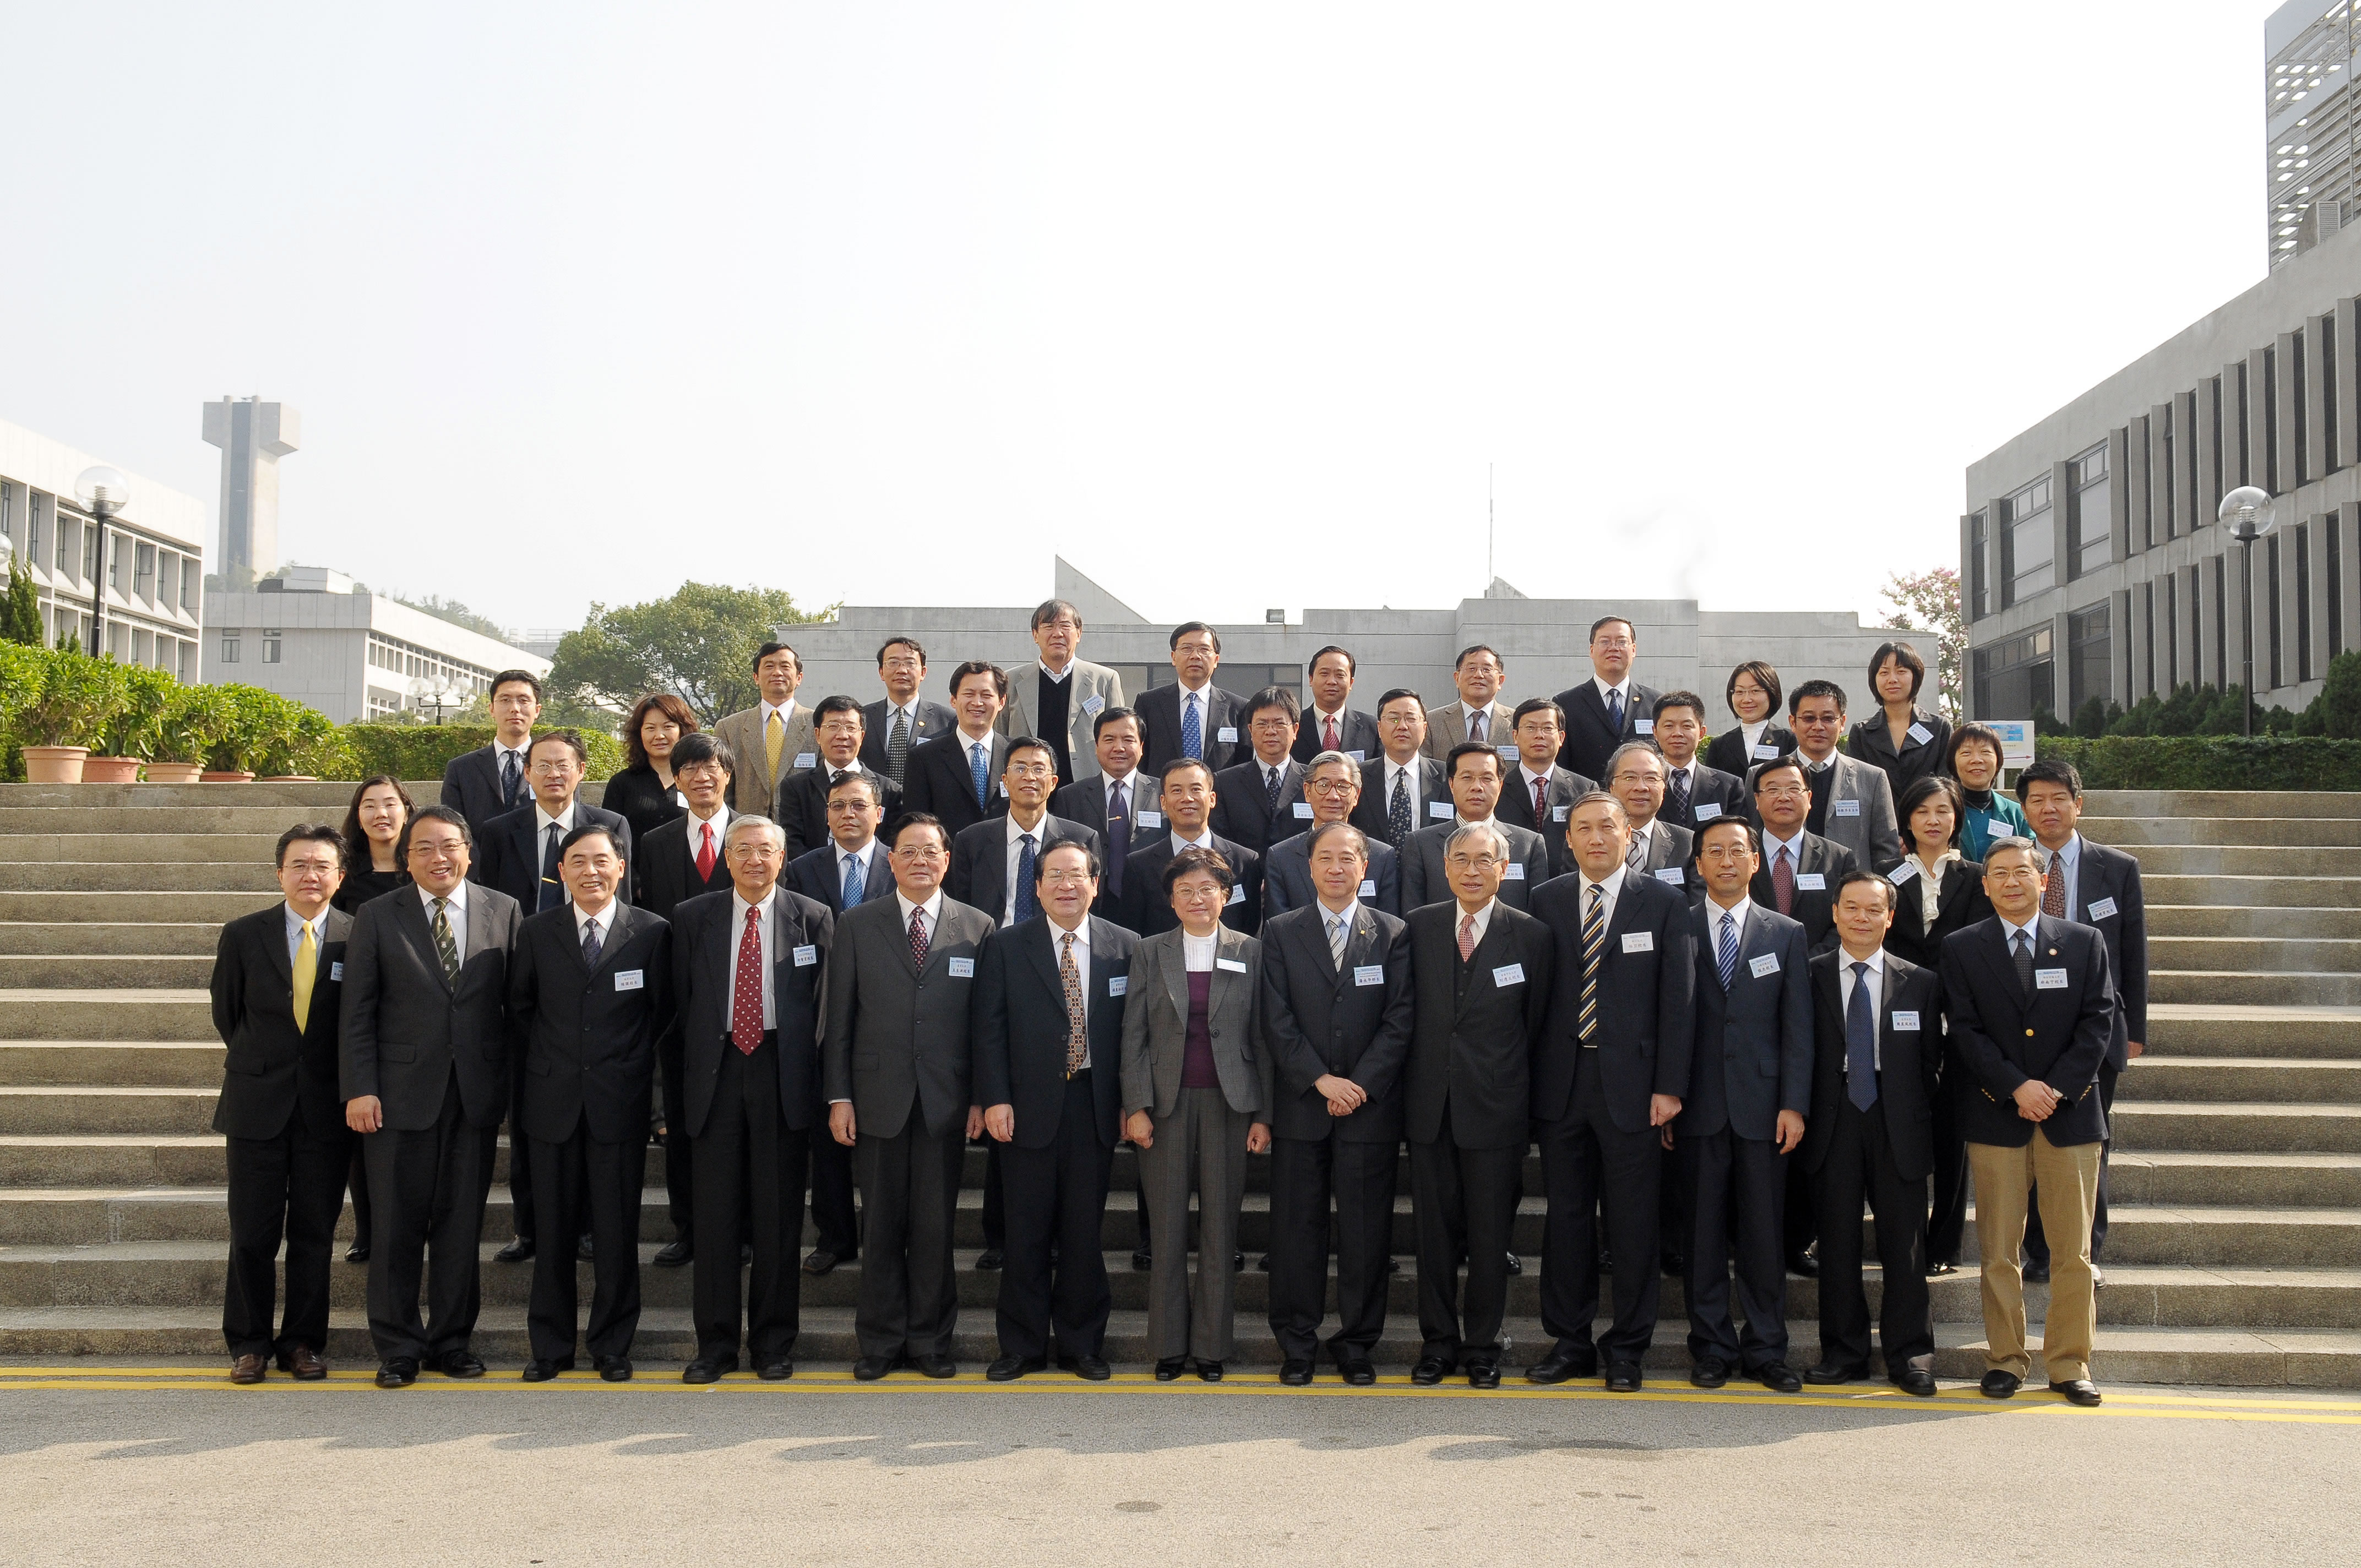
[1181,694,1203,760]
[732,906,763,1054]
[1668,766,1691,825]
[501,750,522,809]
[2043,856,2068,918]
[431,897,459,985]
[909,906,931,969]
[1106,781,1129,899]
[540,824,565,912]
[1061,930,1087,1077]
[1533,775,1548,825]
[887,709,911,789]
[1579,885,1604,1042]
[581,915,603,969]
[1389,771,1412,845]
[1605,688,1624,735]
[2014,929,2035,997]
[1015,834,1040,923]
[1716,908,1738,990]
[1265,765,1282,818]
[1772,846,1796,916]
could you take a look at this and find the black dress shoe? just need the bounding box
[436,1349,486,1379]
[757,1360,793,1381]
[1385,1256,1400,1274]
[1525,1344,1593,1385]
[521,1358,573,1382]
[576,1232,595,1261]
[1597,1250,1614,1273]
[1755,1363,1803,1393]
[1131,1249,1152,1272]
[344,1242,369,1264]
[1337,1355,1376,1387]
[1410,1355,1451,1386]
[1926,1260,1957,1277]
[852,1356,895,1381]
[988,1355,1045,1382]
[1504,1252,1522,1276]
[1661,1253,1685,1278]
[2022,1261,2050,1284]
[1154,1357,1186,1381]
[976,1249,1003,1271]
[1231,1251,1245,1270]
[741,1243,754,1265]
[682,1354,737,1384]
[2050,1378,2102,1407]
[1466,1360,1501,1390]
[496,1236,534,1264]
[803,1249,842,1276]
[1785,1251,1819,1278]
[912,1353,957,1379]
[1060,1354,1112,1382]
[1604,1364,1644,1393]
[1893,1368,1938,1397]
[1804,1362,1868,1385]
[1257,1254,1273,1272]
[1690,1358,1731,1389]
[595,1355,632,1382]
[1981,1369,2022,1400]
[375,1358,418,1389]
[654,1239,693,1268]
[1195,1359,1223,1382]
[1279,1358,1314,1386]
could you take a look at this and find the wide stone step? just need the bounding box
[0,1088,221,1136]
[2147,906,2361,940]
[0,990,213,1042]
[0,834,284,866]
[0,956,215,989]
[2082,790,2361,820]
[0,863,278,893]
[2112,1100,2361,1153]
[2121,845,2361,876]
[2140,874,2361,910]
[2151,970,2361,1006]
[2147,936,2361,973]
[0,782,425,810]
[0,924,221,957]
[0,807,356,835]
[2078,815,2361,847]
[0,891,277,923]
[2147,1005,2361,1059]
[2117,1058,2361,1102]
[0,1042,223,1088]
[2112,1152,2361,1208]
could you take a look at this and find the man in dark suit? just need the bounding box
[1403,823,1552,1388]
[1049,706,1159,910]
[1651,691,1748,836]
[507,825,671,1381]
[976,840,1136,1380]
[901,660,1013,839]
[1264,750,1402,919]
[1136,622,1248,773]
[1118,759,1263,938]
[825,814,995,1379]
[671,815,837,1382]
[948,738,1104,928]
[776,695,901,860]
[1258,823,1414,1386]
[1400,744,1550,912]
[1677,816,1812,1393]
[212,824,353,1384]
[1802,871,1945,1396]
[1211,687,1309,859]
[1554,617,1661,785]
[1941,837,2118,1407]
[2017,758,2148,1283]
[340,804,524,1389]
[1750,754,1859,955]
[438,669,543,840]
[1353,690,1448,851]
[1496,698,1596,878]
[1527,792,1697,1391]
[1607,742,1698,899]
[863,636,958,792]
[1294,645,1380,764]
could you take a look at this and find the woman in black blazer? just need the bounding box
[1846,640,1954,802]
[333,776,415,914]
[601,693,698,844]
[1702,658,1799,777]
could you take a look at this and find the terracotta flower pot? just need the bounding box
[80,756,144,784]
[199,770,256,783]
[143,763,205,785]
[21,746,90,784]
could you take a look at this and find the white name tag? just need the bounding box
[947,956,975,978]
[614,969,644,991]
[1795,872,1826,891]
[1359,879,1377,898]
[1751,743,1779,760]
[1503,863,1526,880]
[1216,726,1239,744]
[1353,964,1385,987]
[1748,952,1781,978]
[1892,1011,1921,1031]
[1654,867,1685,886]
[1217,957,1248,973]
[1622,931,1654,954]
[1081,694,1105,717]
[2034,967,2068,990]
[792,945,818,967]
[329,962,344,981]
[1346,749,1366,762]
[1906,722,1934,745]
[1137,809,1163,828]
[1227,884,1245,905]
[793,752,817,769]
[1492,963,1526,987]
[1552,804,1569,821]
[1887,861,1919,885]
[1694,802,1722,821]
[1292,802,1315,818]
[2087,896,2118,921]
[1429,802,1453,819]
[1497,745,1520,761]
[1634,718,1654,736]
[1107,974,1127,997]
[1834,798,1862,818]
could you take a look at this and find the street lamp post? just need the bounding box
[73,467,130,657]
[410,677,464,726]
[2218,486,2279,738]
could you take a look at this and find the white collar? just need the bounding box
[1169,828,1212,851]
[2000,912,2042,946]
[1177,679,1211,698]
[1580,864,1629,899]
[1006,812,1050,844]
[835,837,875,864]
[534,801,577,835]
[418,881,468,913]
[895,889,945,926]
[572,900,617,939]
[1800,748,1837,771]
[284,903,329,939]
[1315,897,1361,930]
[494,738,531,760]
[1038,660,1072,683]
[1840,944,1885,975]
[759,698,797,725]
[1103,768,1139,793]
[1707,894,1750,933]
[1045,914,1089,948]
[1594,675,1629,700]
[1387,755,1421,776]
[731,887,776,922]
[1764,826,1806,859]
[1520,762,1553,787]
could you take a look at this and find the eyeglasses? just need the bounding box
[1039,869,1095,888]
[1305,778,1356,796]
[1004,762,1053,779]
[894,845,949,862]
[1756,784,1808,802]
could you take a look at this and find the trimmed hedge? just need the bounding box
[2036,736,2361,791]
[342,724,622,782]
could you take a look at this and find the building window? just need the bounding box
[105,531,121,591]
[0,481,12,546]
[2332,516,2346,660]
[2067,603,2112,715]
[262,630,282,664]
[133,542,155,601]
[2068,443,2109,578]
[54,514,77,583]
[220,632,241,664]
[2298,522,2314,684]
[1971,626,2054,721]
[176,640,193,682]
[2268,535,2283,690]
[181,558,199,617]
[132,628,151,667]
[24,491,43,568]
[1970,511,1989,618]
[2002,477,2053,607]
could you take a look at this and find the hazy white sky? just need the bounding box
[0,3,2283,632]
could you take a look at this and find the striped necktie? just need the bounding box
[1578,884,1604,1043]
[1716,907,1738,991]
[431,897,459,985]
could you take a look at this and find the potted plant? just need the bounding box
[202,684,274,782]
[255,700,349,781]
[147,682,233,785]
[11,646,129,784]
[84,666,173,783]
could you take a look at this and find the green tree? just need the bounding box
[1876,567,1965,721]
[1,553,41,646]
[548,582,836,725]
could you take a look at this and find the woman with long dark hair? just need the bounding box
[333,776,415,913]
[602,693,699,843]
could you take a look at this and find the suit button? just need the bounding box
[2025,1028,2035,1037]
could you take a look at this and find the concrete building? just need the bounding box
[2268,2,2361,270]
[202,567,551,723]
[200,397,298,583]
[779,559,1901,726]
[0,417,207,677]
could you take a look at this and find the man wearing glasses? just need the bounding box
[862,638,956,792]
[1263,750,1403,918]
[1554,618,1661,785]
[1211,687,1310,861]
[996,599,1126,787]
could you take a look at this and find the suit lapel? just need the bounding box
[264,904,297,989]
[390,892,450,990]
[1024,919,1064,1003]
[1160,932,1192,1019]
[1210,927,1248,1017]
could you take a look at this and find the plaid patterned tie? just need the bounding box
[1668,766,1691,825]
[1579,884,1604,1043]
[1458,911,1477,962]
[887,709,911,789]
[1060,930,1087,1077]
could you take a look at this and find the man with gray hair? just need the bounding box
[997,598,1125,786]
[1263,751,1402,918]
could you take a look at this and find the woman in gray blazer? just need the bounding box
[1120,847,1270,1382]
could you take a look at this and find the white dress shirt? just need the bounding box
[1309,707,1349,750]
[1594,676,1632,710]
[1317,897,1361,961]
[2000,911,2041,951]
[1177,683,1212,747]
[573,899,616,954]
[2046,832,2083,919]
[1519,763,1555,814]
[531,800,580,878]
[879,699,923,742]
[759,698,799,733]
[1462,700,1497,745]
[835,838,878,900]
[1047,916,1093,1066]
[1451,897,1495,949]
[1666,758,1699,799]
[1385,758,1426,822]
[1039,659,1071,684]
[896,889,946,950]
[1628,818,1663,864]
[1906,847,1960,930]
[1706,893,1751,957]
[684,805,731,871]
[727,889,776,1032]
[1763,825,1807,872]
[1004,813,1052,923]
[1838,944,1885,1069]
[1182,928,1220,972]
[493,740,531,787]
[1168,827,1214,855]
[283,903,329,966]
[1576,863,1629,934]
[418,880,468,955]
[1102,770,1143,823]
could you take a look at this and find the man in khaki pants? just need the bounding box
[1936,836,2117,1407]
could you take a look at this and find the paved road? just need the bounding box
[1,1364,2351,1565]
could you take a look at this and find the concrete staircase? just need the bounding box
[0,781,2356,1384]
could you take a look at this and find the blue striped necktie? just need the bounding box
[842,849,865,908]
[1716,908,1737,990]
[970,742,989,809]
[1180,694,1203,759]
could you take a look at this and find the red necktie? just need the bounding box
[909,906,930,968]
[1772,846,1796,917]
[1533,776,1548,824]
[1323,715,1338,752]
[696,821,716,881]
[731,905,764,1054]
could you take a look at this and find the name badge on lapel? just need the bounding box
[1429,802,1454,819]
[1107,974,1128,997]
[1833,798,1862,818]
[1292,802,1315,819]
[1653,867,1685,886]
[1892,1011,1921,1031]
[1621,931,1654,954]
[947,956,975,978]
[1358,879,1377,898]
[792,945,818,967]
[329,961,345,981]
[1503,863,1526,880]
[1751,743,1779,760]
[1492,963,1526,987]
[1226,884,1245,906]
[2034,968,2069,990]
[614,969,644,991]
[1496,745,1520,763]
[1353,964,1385,987]
[1216,726,1239,744]
[1137,809,1163,828]
[1694,802,1722,821]
[1082,694,1106,717]
[1748,952,1780,978]
[793,751,817,770]
[1552,804,1569,821]
[1906,722,1934,745]
[1888,861,1919,885]
[1346,749,1366,762]
[1794,872,1826,891]
[2087,896,2118,921]
[1634,718,1655,736]
[1216,957,1248,973]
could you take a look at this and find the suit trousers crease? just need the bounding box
[222,1123,351,1356]
[1968,1133,2103,1384]
[1267,1133,1394,1362]
[1813,1096,1934,1375]
[1678,1129,1791,1371]
[1537,1050,1662,1367]
[2023,1060,2118,1267]
[1408,1108,1521,1364]
[1137,1087,1250,1361]
[526,1114,648,1362]
[690,1036,810,1363]
[853,1113,966,1360]
[995,1072,1115,1360]
[363,1075,499,1363]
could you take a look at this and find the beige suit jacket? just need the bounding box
[1419,699,1518,762]
[712,702,818,812]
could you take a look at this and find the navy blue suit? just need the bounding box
[1260,833,1402,920]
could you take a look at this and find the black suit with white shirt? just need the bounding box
[1210,756,1309,861]
[1495,763,1596,878]
[1135,681,1248,774]
[775,763,902,863]
[1292,707,1381,766]
[634,810,737,1251]
[1051,771,1161,910]
[1352,755,1448,851]
[782,839,891,1261]
[948,814,1105,929]
[439,741,532,843]
[1117,831,1263,937]
[1554,679,1662,786]
[1704,723,1798,780]
[901,729,1010,839]
[1659,759,1749,839]
[862,698,958,790]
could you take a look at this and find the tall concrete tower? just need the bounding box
[200,396,299,580]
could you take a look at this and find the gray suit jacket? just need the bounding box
[1401,818,1552,912]
[1419,699,1518,763]
[1119,925,1265,1120]
[711,702,819,812]
[339,884,525,1132]
[1813,751,1904,873]
[1629,818,1698,899]
[998,658,1125,781]
[822,893,995,1140]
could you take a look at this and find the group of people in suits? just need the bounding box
[207,610,2142,1408]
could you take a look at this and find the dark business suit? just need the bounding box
[1118,832,1263,937]
[601,764,684,847]
[1626,819,1697,900]
[1660,761,1749,838]
[1802,948,1944,1376]
[1400,818,1551,913]
[1293,707,1380,765]
[1404,901,1551,1368]
[1704,723,1798,779]
[211,903,354,1360]
[901,729,1010,839]
[439,741,530,842]
[862,698,958,788]
[973,915,1136,1363]
[1261,833,1402,920]
[1529,870,1697,1371]
[1883,856,1988,1267]
[632,811,736,1253]
[1751,830,1858,954]
[823,893,995,1362]
[1210,758,1309,859]
[1258,902,1414,1365]
[508,902,671,1365]
[775,763,902,862]
[948,814,1105,928]
[1846,709,1954,802]
[1136,681,1248,773]
[1678,901,1811,1374]
[786,840,896,915]
[1495,763,1595,878]
[1051,772,1162,908]
[340,884,524,1365]
[783,839,892,1261]
[1351,755,1448,850]
[1555,679,1662,785]
[672,886,836,1366]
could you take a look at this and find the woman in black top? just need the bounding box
[1846,640,1953,800]
[1701,659,1798,776]
[601,693,699,844]
[332,775,415,913]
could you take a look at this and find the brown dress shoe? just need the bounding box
[277,1345,329,1381]
[230,1354,267,1385]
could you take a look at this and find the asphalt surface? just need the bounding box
[1,1364,2351,1566]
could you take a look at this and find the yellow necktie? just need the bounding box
[765,709,784,780]
[291,919,318,1032]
